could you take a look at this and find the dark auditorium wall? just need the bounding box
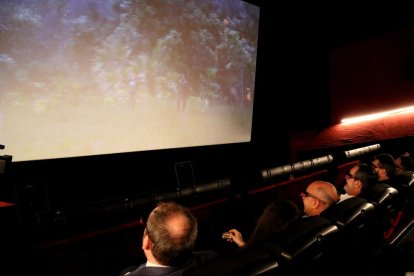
[330,27,414,123]
[253,1,331,162]
[289,9,414,158]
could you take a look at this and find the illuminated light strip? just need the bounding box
[341,105,414,125]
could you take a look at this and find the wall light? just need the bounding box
[341,105,414,125]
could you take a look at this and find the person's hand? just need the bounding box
[226,229,246,248]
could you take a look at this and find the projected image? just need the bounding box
[0,0,259,162]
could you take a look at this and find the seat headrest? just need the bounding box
[321,197,375,229]
[279,216,333,245]
[408,173,414,187]
[290,224,339,258]
[194,243,291,276]
[278,216,339,260]
[377,186,398,206]
[339,202,375,226]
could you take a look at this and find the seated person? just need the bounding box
[301,180,339,216]
[224,199,301,248]
[273,183,339,267]
[395,155,414,186]
[339,163,377,202]
[119,201,217,276]
[371,153,398,198]
[323,176,376,234]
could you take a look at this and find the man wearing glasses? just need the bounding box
[119,201,217,276]
[339,163,377,203]
[301,180,339,216]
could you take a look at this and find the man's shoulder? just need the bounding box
[119,251,219,276]
[120,265,181,276]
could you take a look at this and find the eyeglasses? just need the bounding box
[139,216,157,245]
[300,191,327,205]
[345,172,356,180]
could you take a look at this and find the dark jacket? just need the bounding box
[119,250,218,276]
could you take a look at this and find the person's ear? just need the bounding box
[142,233,151,250]
[313,198,321,209]
[355,179,362,189]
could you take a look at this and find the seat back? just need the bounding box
[321,196,379,257]
[386,216,414,247]
[372,186,401,236]
[321,197,376,232]
[408,173,414,187]
[377,186,399,207]
[194,243,292,276]
[277,216,339,263]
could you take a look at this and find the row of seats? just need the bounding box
[195,185,408,275]
[200,148,414,275]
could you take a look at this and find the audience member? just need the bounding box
[339,163,377,202]
[395,155,414,186]
[370,154,403,235]
[224,200,301,248]
[372,154,396,183]
[119,201,217,276]
[372,153,398,196]
[322,164,379,236]
[397,154,414,171]
[301,180,339,216]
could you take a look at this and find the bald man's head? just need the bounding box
[303,180,338,216]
